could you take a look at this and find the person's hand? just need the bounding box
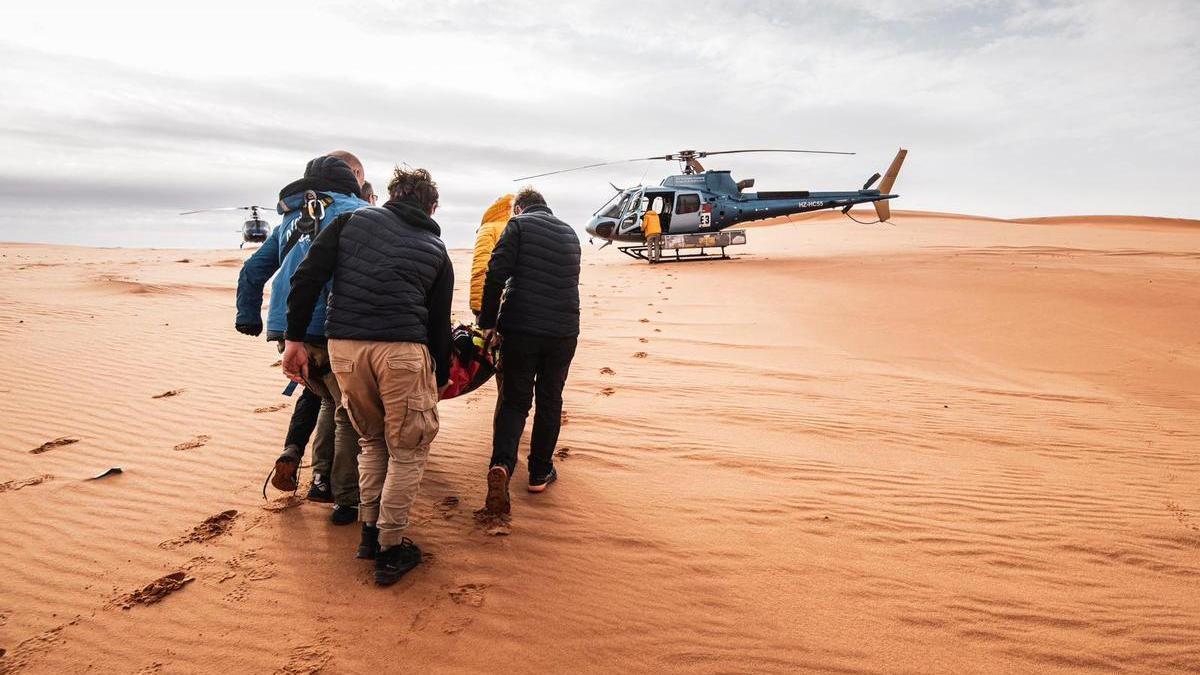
[280,340,309,384]
[236,322,262,336]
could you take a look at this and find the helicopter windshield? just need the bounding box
[597,190,638,219]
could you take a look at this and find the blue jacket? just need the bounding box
[236,190,368,339]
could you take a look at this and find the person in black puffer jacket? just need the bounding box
[477,186,581,515]
[283,167,453,587]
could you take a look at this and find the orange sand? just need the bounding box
[1,212,1198,673]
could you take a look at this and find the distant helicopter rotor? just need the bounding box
[513,148,855,181]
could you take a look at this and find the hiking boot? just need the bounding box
[330,504,358,526]
[306,474,333,503]
[528,466,558,493]
[485,465,511,515]
[375,538,421,586]
[270,446,302,492]
[357,524,380,560]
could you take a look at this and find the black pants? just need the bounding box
[283,386,323,454]
[491,332,577,478]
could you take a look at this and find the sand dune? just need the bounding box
[1,212,1198,673]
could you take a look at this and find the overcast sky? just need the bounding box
[1,0,1196,249]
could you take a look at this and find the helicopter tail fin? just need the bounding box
[872,148,907,222]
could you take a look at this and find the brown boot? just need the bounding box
[485,465,511,515]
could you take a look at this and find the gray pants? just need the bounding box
[302,344,361,508]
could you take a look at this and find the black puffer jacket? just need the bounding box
[286,201,454,385]
[478,204,580,338]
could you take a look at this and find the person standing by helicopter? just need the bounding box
[236,152,369,525]
[641,199,663,264]
[478,187,581,516]
[470,193,515,318]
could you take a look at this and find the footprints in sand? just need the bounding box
[555,447,571,459]
[0,622,69,672]
[225,549,277,581]
[599,367,616,375]
[1166,501,1199,533]
[113,572,194,610]
[436,496,461,518]
[633,352,648,359]
[30,436,79,454]
[176,549,277,607]
[600,387,616,397]
[173,435,210,451]
[639,318,650,323]
[449,583,490,608]
[277,637,333,674]
[639,337,649,343]
[151,389,183,399]
[253,403,289,414]
[473,509,512,536]
[0,474,53,494]
[262,495,305,512]
[160,509,239,549]
[270,359,282,368]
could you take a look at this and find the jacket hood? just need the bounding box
[481,194,515,226]
[277,156,362,204]
[383,200,442,237]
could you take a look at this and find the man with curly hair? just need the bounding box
[283,167,453,586]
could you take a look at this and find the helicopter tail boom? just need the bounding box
[872,148,907,222]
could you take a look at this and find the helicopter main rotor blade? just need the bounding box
[513,148,854,182]
[696,149,855,158]
[179,206,272,215]
[512,156,674,182]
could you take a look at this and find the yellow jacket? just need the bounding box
[641,210,662,238]
[470,194,515,313]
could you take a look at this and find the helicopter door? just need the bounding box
[617,188,645,236]
[672,192,703,232]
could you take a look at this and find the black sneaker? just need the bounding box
[528,466,558,493]
[357,524,379,560]
[485,465,511,515]
[270,446,302,492]
[330,504,358,526]
[306,474,333,503]
[375,538,421,586]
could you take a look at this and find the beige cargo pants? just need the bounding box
[328,340,439,547]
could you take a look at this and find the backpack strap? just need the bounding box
[278,224,307,264]
[278,194,338,263]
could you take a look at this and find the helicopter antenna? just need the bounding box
[512,148,854,181]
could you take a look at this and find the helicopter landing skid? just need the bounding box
[618,245,731,263]
[618,229,747,264]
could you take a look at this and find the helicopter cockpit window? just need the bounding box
[598,192,633,218]
[676,194,700,215]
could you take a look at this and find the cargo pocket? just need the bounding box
[330,359,354,374]
[399,391,440,448]
[386,355,422,372]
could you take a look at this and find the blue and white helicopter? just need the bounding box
[516,147,907,262]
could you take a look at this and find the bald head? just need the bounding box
[326,150,365,187]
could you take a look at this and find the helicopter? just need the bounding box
[179,205,275,248]
[515,148,907,262]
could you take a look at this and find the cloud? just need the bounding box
[0,0,1196,250]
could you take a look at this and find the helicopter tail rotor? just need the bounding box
[872,148,907,222]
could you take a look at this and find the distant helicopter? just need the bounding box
[515,148,907,262]
[180,205,274,248]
